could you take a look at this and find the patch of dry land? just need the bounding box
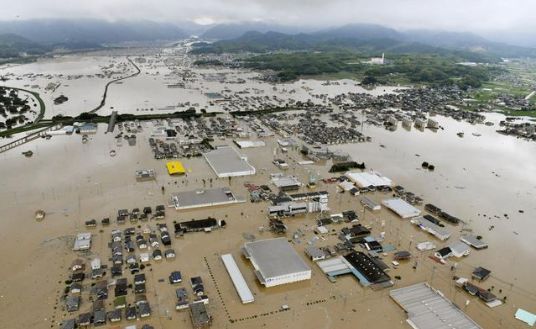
[0,114,535,329]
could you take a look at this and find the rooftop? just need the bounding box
[203,145,256,178]
[346,171,392,188]
[166,161,186,175]
[170,187,243,210]
[460,235,488,249]
[390,282,481,329]
[382,198,421,218]
[243,238,311,280]
[221,254,254,304]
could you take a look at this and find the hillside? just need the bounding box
[0,33,48,58]
[193,24,536,60]
[201,22,310,40]
[0,19,188,45]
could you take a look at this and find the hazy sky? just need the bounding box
[2,0,535,33]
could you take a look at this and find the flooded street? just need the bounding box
[335,113,536,292]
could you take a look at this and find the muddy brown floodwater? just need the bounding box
[0,115,535,329]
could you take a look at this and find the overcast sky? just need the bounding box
[2,0,535,33]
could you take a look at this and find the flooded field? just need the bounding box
[0,45,400,119]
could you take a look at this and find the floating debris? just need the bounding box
[35,209,45,221]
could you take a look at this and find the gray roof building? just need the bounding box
[203,145,256,178]
[243,238,311,287]
[390,282,481,329]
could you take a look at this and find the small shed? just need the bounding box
[472,267,491,281]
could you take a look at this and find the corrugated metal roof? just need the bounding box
[317,257,352,275]
[390,282,481,329]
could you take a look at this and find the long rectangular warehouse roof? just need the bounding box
[390,282,481,329]
[345,171,392,187]
[383,198,421,218]
[204,145,256,178]
[410,216,451,241]
[221,254,254,304]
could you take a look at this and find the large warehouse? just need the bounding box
[390,282,481,329]
[170,187,243,210]
[382,198,421,218]
[203,145,256,178]
[242,238,311,287]
[345,171,393,188]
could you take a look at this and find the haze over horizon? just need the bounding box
[1,0,535,43]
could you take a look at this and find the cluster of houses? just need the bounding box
[455,267,503,307]
[168,271,212,328]
[109,224,176,277]
[62,256,154,329]
[116,206,166,224]
[85,206,167,229]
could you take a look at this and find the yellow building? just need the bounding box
[166,161,186,175]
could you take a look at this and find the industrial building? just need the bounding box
[170,187,244,210]
[233,140,266,148]
[268,196,329,218]
[268,202,308,218]
[382,198,421,218]
[345,171,392,188]
[203,145,256,178]
[410,216,451,240]
[242,238,311,287]
[390,282,481,329]
[316,252,392,287]
[174,217,225,235]
[221,254,254,304]
[271,174,302,191]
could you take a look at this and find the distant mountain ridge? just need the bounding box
[0,19,188,45]
[201,22,312,40]
[1,19,535,60]
[0,33,48,58]
[193,23,536,59]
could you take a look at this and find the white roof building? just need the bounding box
[91,258,101,270]
[382,198,421,218]
[410,217,451,241]
[243,238,311,287]
[345,171,393,188]
[221,254,254,304]
[234,140,266,148]
[203,145,256,178]
[449,241,471,258]
[73,233,92,251]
